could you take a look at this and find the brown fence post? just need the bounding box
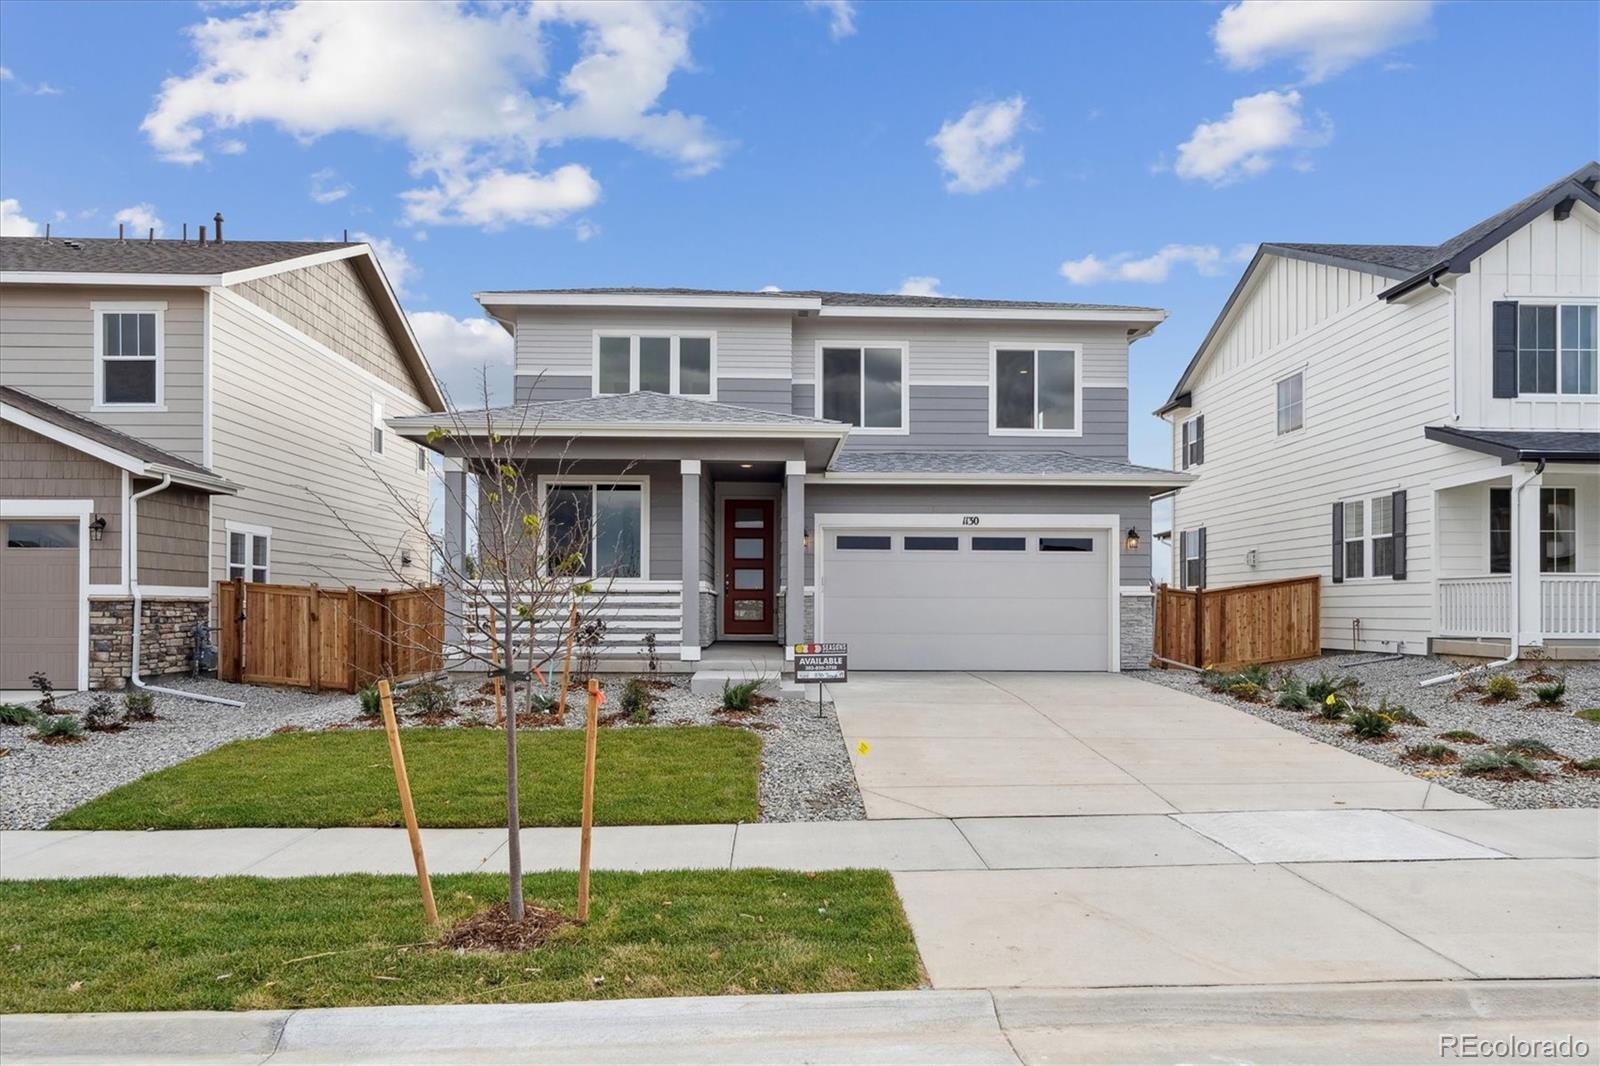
[379,588,393,679]
[345,587,359,693]
[1193,586,1206,670]
[307,583,321,693]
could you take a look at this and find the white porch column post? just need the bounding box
[442,457,468,654]
[680,460,702,662]
[784,460,806,661]
[1515,465,1544,648]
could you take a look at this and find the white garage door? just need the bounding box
[0,519,81,690]
[819,526,1111,671]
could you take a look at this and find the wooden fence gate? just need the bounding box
[1153,575,1321,670]
[217,580,443,691]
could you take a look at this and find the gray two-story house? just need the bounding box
[394,288,1188,674]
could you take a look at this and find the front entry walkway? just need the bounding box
[833,672,1487,818]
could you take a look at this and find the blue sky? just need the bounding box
[1,0,1595,468]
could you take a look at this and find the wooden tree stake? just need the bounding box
[489,603,504,727]
[576,677,600,923]
[558,601,578,715]
[378,678,438,927]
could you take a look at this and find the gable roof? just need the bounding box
[0,386,236,492]
[822,449,1192,486]
[1,236,446,411]
[1161,162,1600,413]
[389,390,848,433]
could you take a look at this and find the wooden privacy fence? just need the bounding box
[217,580,444,691]
[1153,574,1321,670]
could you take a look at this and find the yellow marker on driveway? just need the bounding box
[857,741,871,756]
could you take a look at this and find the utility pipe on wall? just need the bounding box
[128,475,244,707]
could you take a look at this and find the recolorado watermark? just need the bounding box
[1440,1034,1591,1059]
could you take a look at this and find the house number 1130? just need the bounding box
[962,516,980,525]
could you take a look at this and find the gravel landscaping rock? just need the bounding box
[1143,653,1600,810]
[0,673,864,829]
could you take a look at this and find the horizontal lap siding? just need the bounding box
[516,374,591,403]
[0,421,123,583]
[209,294,432,589]
[514,308,794,379]
[791,318,1130,384]
[715,377,790,412]
[0,284,205,462]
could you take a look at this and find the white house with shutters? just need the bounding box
[1159,163,1600,660]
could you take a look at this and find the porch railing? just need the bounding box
[1437,576,1512,638]
[460,581,686,666]
[1542,574,1600,638]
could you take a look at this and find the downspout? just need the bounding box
[128,475,244,707]
[1420,458,1544,688]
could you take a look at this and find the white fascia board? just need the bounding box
[804,471,1194,487]
[476,292,824,312]
[215,244,367,287]
[147,464,239,494]
[816,305,1168,324]
[390,420,850,441]
[0,270,220,287]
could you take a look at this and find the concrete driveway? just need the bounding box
[834,671,1486,819]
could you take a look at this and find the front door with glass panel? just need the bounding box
[722,500,774,635]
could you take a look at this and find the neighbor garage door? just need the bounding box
[818,525,1111,671]
[0,518,81,690]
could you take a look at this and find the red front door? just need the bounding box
[722,499,775,635]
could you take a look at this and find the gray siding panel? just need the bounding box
[804,483,1150,587]
[715,377,790,412]
[135,481,209,586]
[516,374,591,403]
[514,308,794,379]
[0,420,124,584]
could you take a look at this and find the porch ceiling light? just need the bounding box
[1124,527,1139,551]
[740,463,753,469]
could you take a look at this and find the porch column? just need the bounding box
[442,457,468,654]
[784,460,806,660]
[1514,465,1544,648]
[680,460,702,662]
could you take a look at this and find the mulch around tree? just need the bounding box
[435,901,576,953]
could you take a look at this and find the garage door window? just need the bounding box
[836,535,891,550]
[905,536,958,551]
[1040,537,1093,552]
[972,536,1026,551]
[6,521,79,548]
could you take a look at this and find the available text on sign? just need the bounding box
[793,643,847,684]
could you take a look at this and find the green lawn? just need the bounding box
[0,870,922,1012]
[52,727,761,830]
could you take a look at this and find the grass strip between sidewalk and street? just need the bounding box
[0,870,922,1013]
[51,727,761,830]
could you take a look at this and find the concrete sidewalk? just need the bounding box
[4,980,1596,1064]
[6,807,1597,880]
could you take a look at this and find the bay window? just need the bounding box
[544,481,646,579]
[818,344,905,430]
[992,346,1078,433]
[595,334,714,398]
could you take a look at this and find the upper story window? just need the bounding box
[370,396,385,456]
[1180,415,1203,468]
[1519,304,1597,395]
[1276,372,1304,434]
[93,303,164,409]
[818,344,906,432]
[991,346,1078,434]
[595,334,714,398]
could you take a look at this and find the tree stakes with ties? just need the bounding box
[377,678,438,926]
[577,677,602,922]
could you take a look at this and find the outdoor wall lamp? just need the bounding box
[803,530,813,551]
[89,515,107,542]
[1124,527,1139,551]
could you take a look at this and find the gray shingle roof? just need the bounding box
[1423,425,1600,463]
[826,449,1189,481]
[393,391,847,430]
[1264,243,1439,276]
[487,287,1160,313]
[0,237,357,275]
[0,386,231,486]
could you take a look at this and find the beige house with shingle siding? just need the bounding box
[0,231,444,690]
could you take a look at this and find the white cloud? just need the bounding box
[806,0,857,40]
[928,95,1027,194]
[216,138,247,155]
[897,276,946,297]
[1214,0,1434,84]
[0,198,42,236]
[0,67,12,82]
[409,310,515,406]
[351,231,417,298]
[112,203,165,238]
[574,219,600,242]
[759,284,782,293]
[1174,89,1330,185]
[29,82,63,96]
[309,167,351,204]
[1059,243,1253,285]
[141,1,724,230]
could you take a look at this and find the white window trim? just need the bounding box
[1515,300,1599,397]
[1180,529,1202,589]
[1539,486,1578,575]
[813,340,911,435]
[987,342,1085,438]
[1180,414,1201,467]
[535,474,652,581]
[1275,369,1305,436]
[225,521,272,583]
[591,331,718,400]
[1340,495,1395,582]
[0,499,92,691]
[91,301,167,412]
[370,395,385,458]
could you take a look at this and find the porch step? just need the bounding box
[689,668,803,699]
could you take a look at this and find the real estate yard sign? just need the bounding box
[794,643,847,683]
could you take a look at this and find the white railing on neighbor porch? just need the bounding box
[1542,574,1600,638]
[1437,576,1513,638]
[461,581,686,665]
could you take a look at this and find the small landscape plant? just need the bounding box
[721,677,764,712]
[28,671,57,715]
[621,678,652,724]
[1532,678,1566,707]
[1483,673,1520,702]
[1402,742,1457,764]
[1578,708,1600,724]
[1570,756,1600,773]
[1438,729,1486,744]
[84,693,122,731]
[1374,697,1424,726]
[1502,737,1560,760]
[357,685,383,719]
[1345,708,1393,739]
[34,714,83,742]
[1460,747,1541,778]
[0,702,37,727]
[1314,692,1349,720]
[401,681,456,717]
[1235,663,1271,688]
[1199,669,1232,693]
[1225,681,1264,702]
[1275,675,1313,712]
[1305,671,1358,703]
[525,680,560,715]
[122,690,156,722]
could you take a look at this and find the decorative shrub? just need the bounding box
[1571,756,1600,772]
[721,678,764,712]
[526,681,561,715]
[0,702,37,727]
[1305,671,1358,703]
[1502,737,1559,759]
[357,685,383,719]
[1225,681,1263,702]
[621,678,652,724]
[1578,708,1600,724]
[1199,669,1232,692]
[122,691,156,722]
[1276,676,1313,712]
[1236,664,1271,688]
[1532,679,1566,706]
[1314,693,1349,720]
[1438,729,1486,743]
[1483,673,1520,701]
[1402,742,1457,764]
[401,681,456,717]
[1346,708,1393,739]
[28,671,57,715]
[1374,697,1424,726]
[84,694,122,731]
[34,714,82,742]
[1460,747,1541,778]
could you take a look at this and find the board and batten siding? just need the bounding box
[208,290,431,589]
[514,308,794,385]
[1454,208,1600,432]
[0,420,123,584]
[1436,471,1600,577]
[0,284,205,463]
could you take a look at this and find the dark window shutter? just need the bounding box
[1391,489,1407,580]
[1196,527,1207,589]
[1492,301,1519,398]
[1180,423,1189,470]
[1194,415,1205,465]
[1331,503,1344,583]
